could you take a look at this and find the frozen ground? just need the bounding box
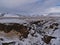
[0,16,60,45]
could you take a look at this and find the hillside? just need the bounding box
[0,16,60,45]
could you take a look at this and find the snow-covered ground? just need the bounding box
[0,16,60,45]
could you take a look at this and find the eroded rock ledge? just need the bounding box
[0,23,29,38]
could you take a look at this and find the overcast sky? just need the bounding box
[0,0,60,15]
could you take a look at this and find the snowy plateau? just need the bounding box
[0,13,60,45]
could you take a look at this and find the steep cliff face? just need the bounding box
[0,16,60,45]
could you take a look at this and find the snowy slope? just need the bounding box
[0,19,28,24]
[0,16,60,45]
[0,13,21,17]
[4,14,19,17]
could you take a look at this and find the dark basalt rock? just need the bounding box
[4,25,13,33]
[2,42,15,45]
[18,26,29,38]
[52,23,59,26]
[44,26,48,29]
[0,23,29,38]
[30,20,43,25]
[53,27,58,31]
[0,38,4,41]
[49,25,54,29]
[0,23,6,31]
[49,23,59,29]
[42,35,56,44]
[12,23,21,31]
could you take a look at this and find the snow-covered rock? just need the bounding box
[0,19,28,24]
[4,14,19,17]
[0,16,60,45]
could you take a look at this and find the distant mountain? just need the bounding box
[47,13,60,17]
[0,13,5,17]
[0,13,26,17]
[0,13,34,18]
[4,14,19,17]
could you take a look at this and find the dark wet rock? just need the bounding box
[30,20,44,25]
[0,38,4,41]
[12,24,29,38]
[28,27,32,30]
[42,20,48,25]
[33,34,38,37]
[31,31,36,37]
[2,42,15,45]
[0,23,6,31]
[52,23,59,26]
[30,21,41,25]
[32,43,38,45]
[12,23,21,31]
[49,23,59,29]
[0,23,29,38]
[42,35,56,44]
[4,25,12,33]
[49,25,54,29]
[44,26,48,29]
[36,30,45,36]
[53,27,58,31]
[19,27,29,38]
[11,23,29,38]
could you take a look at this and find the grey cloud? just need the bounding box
[0,0,60,15]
